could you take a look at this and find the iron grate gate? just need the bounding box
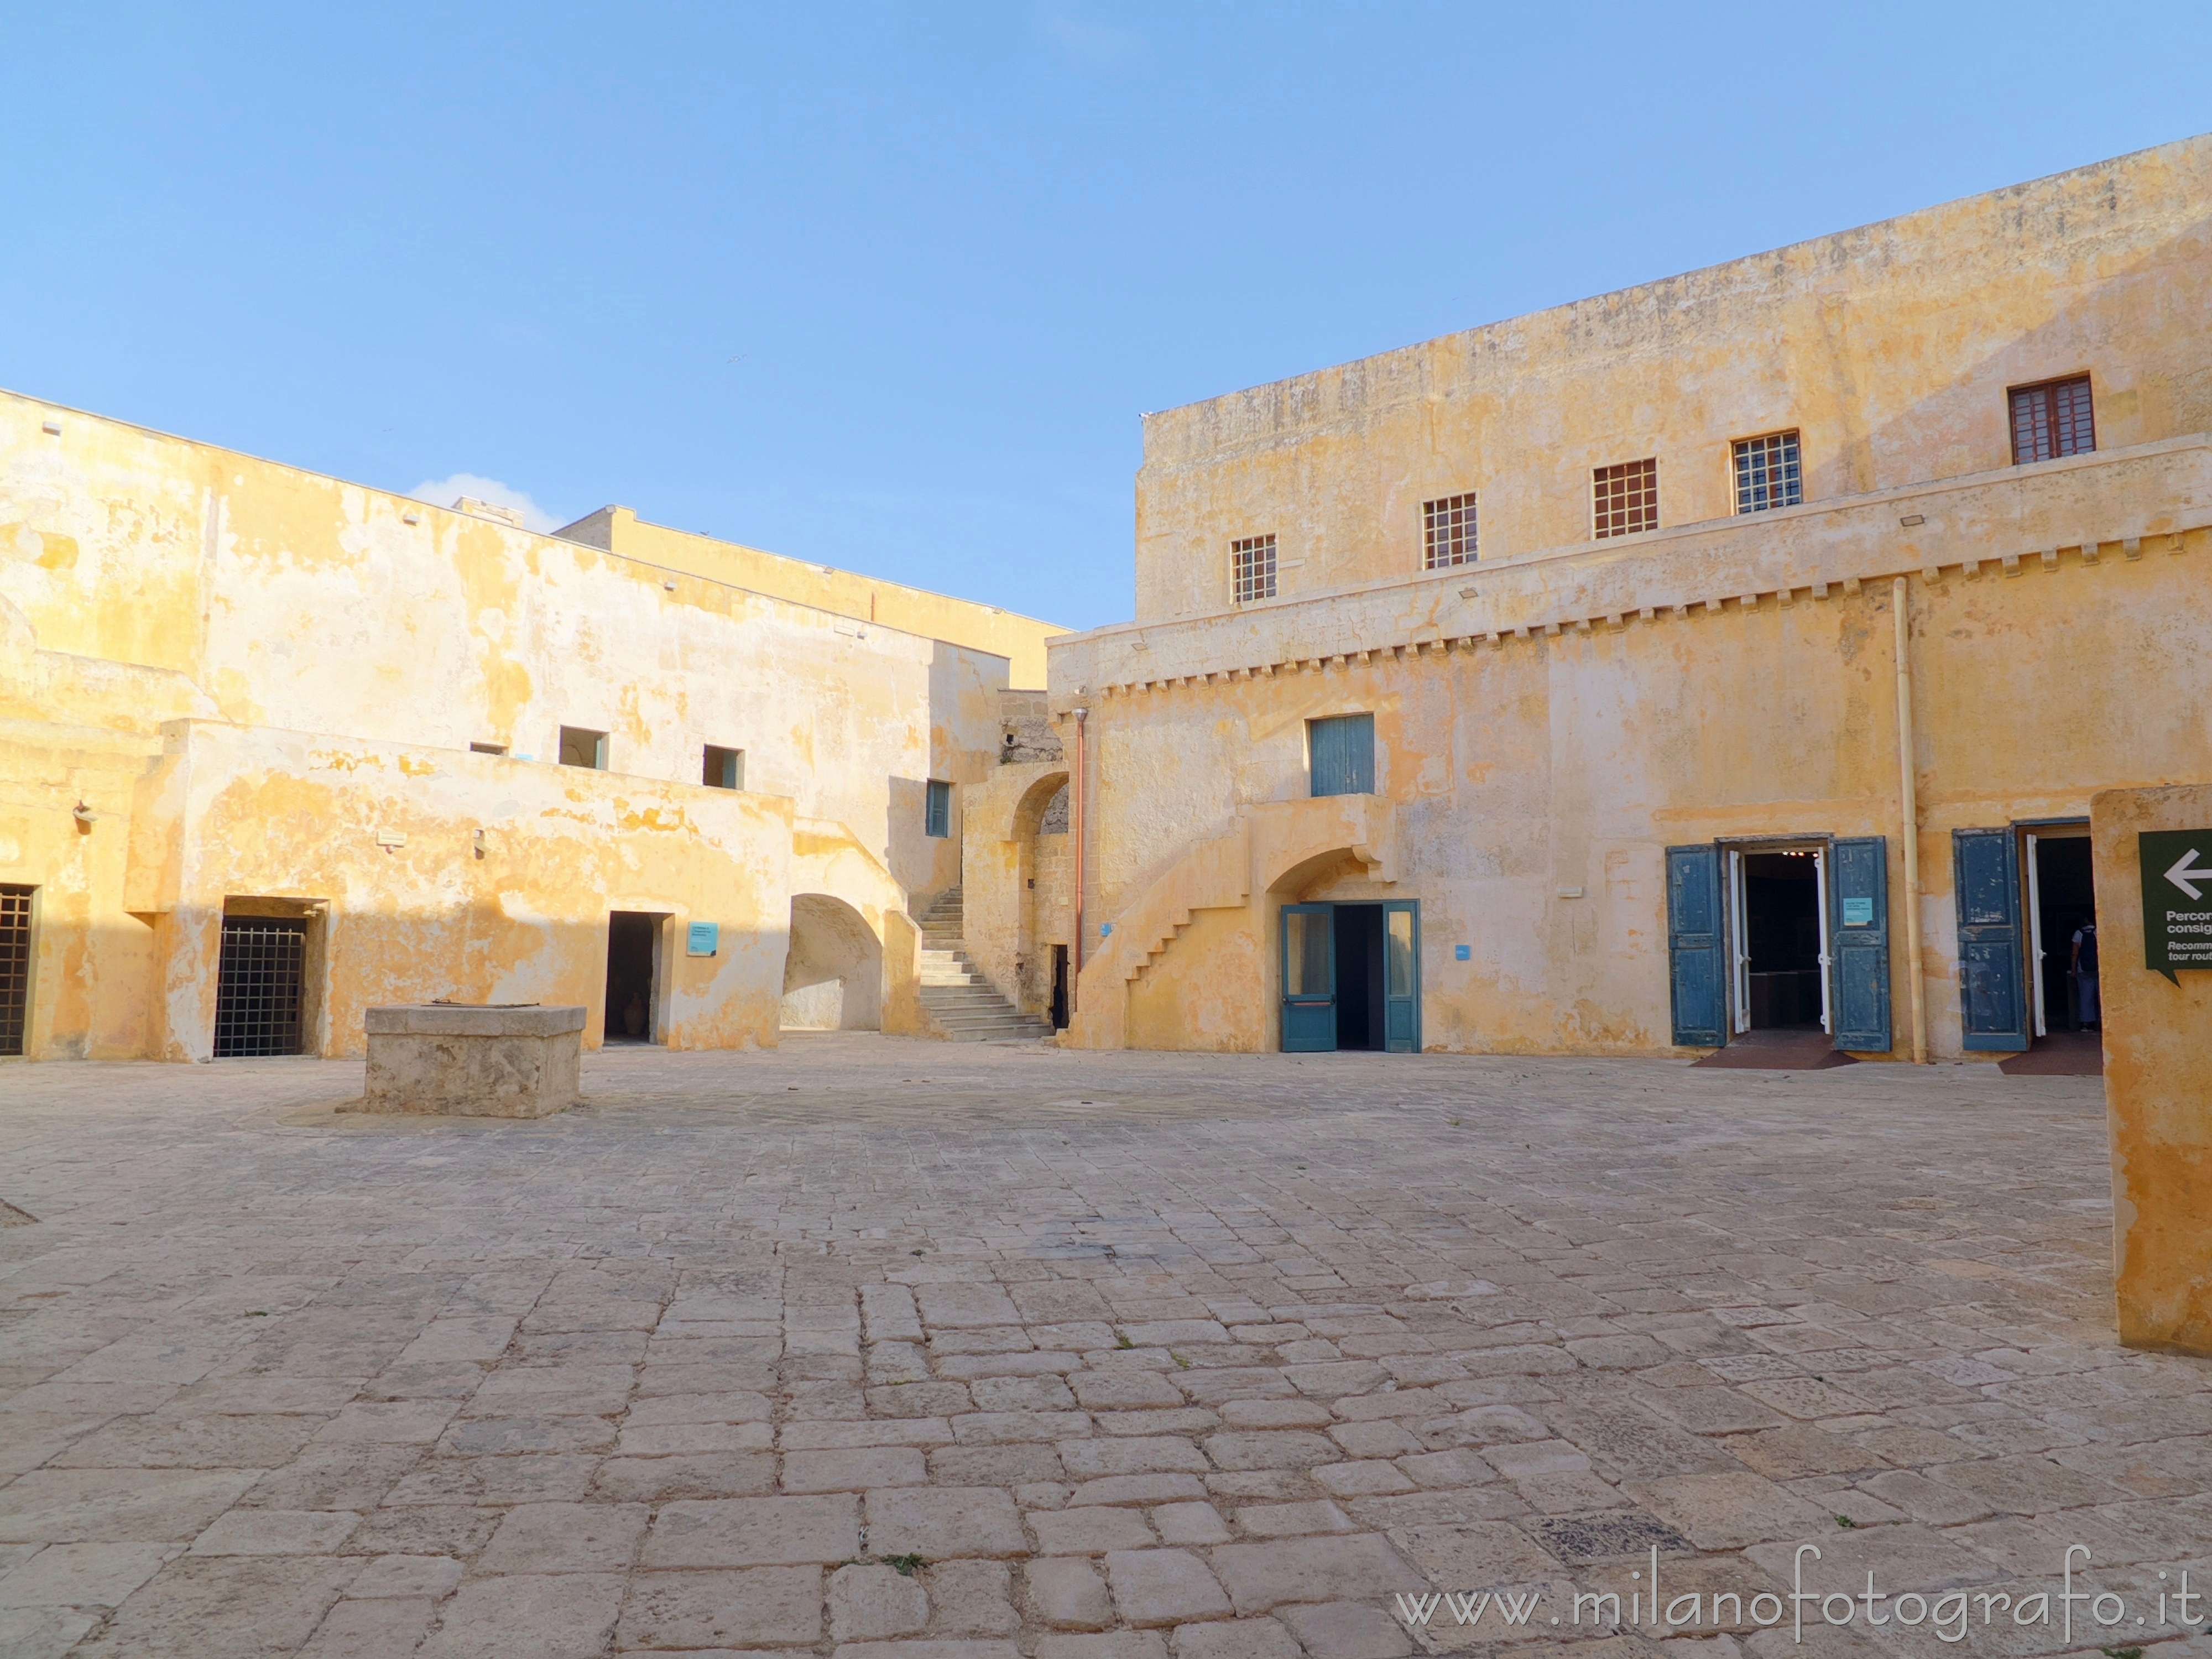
[213,918,308,1057]
[0,885,30,1057]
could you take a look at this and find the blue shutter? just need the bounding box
[1309,714,1375,797]
[1280,904,1336,1051]
[1381,901,1420,1053]
[1953,828,2027,1051]
[1666,844,1725,1047]
[925,780,951,839]
[1828,837,1892,1052]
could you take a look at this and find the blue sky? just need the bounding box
[4,5,2206,630]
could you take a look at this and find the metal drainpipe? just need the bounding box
[1892,577,1929,1063]
[1071,706,1089,1009]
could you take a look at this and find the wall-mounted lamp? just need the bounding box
[473,828,488,860]
[71,800,96,832]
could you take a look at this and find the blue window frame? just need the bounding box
[925,779,952,838]
[1308,714,1374,798]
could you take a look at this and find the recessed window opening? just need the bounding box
[1593,459,1658,538]
[1308,713,1375,799]
[1232,534,1277,603]
[0,885,32,1057]
[1423,494,1478,567]
[1733,432,1802,514]
[2010,375,2095,464]
[703,745,744,790]
[559,727,608,769]
[925,779,952,838]
[469,742,507,756]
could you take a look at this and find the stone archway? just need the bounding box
[1011,770,1072,1019]
[780,894,884,1031]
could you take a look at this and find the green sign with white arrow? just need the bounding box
[2141,829,2212,983]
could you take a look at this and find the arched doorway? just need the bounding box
[1013,771,1071,1026]
[781,894,883,1031]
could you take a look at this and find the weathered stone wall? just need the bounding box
[1135,135,2212,620]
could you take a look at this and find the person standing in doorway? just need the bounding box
[2071,919,2100,1031]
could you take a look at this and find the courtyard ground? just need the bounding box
[1,1036,2206,1659]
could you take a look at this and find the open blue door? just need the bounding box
[1828,837,1892,1052]
[1666,844,1725,1047]
[1382,901,1420,1053]
[1953,828,2027,1052]
[1281,904,1335,1052]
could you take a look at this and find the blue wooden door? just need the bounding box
[1280,904,1336,1051]
[1666,844,1725,1047]
[1953,828,2027,1051]
[1308,715,1375,797]
[1828,837,1892,1052]
[1381,901,1421,1053]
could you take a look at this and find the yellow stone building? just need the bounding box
[0,398,1063,1061]
[1005,134,2212,1063]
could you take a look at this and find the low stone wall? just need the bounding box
[349,1004,587,1118]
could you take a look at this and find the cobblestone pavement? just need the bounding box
[2,1037,2206,1659]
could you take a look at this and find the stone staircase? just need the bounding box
[916,888,1053,1042]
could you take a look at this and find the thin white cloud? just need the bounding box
[408,473,563,534]
[1037,4,1141,67]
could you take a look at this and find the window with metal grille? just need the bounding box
[703,745,743,790]
[1593,459,1658,538]
[1733,432,1802,514]
[1231,534,1277,603]
[1423,494,1478,567]
[213,918,307,1057]
[0,885,31,1057]
[2009,375,2095,464]
[925,779,952,838]
[1309,713,1375,798]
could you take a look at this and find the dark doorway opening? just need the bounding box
[1,885,33,1057]
[1332,904,1386,1051]
[1742,852,1823,1030]
[2030,833,2096,1035]
[1050,945,1070,1031]
[213,917,308,1057]
[604,912,662,1044]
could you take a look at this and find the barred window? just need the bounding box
[212,918,307,1058]
[1593,458,1658,538]
[1733,431,1802,514]
[2010,376,2095,464]
[1232,534,1277,603]
[1423,493,1478,568]
[0,885,30,1057]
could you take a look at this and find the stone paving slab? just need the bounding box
[1,1036,2206,1658]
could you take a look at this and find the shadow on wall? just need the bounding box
[780,893,883,1031]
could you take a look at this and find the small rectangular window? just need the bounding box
[558,727,608,770]
[1733,432,1802,514]
[703,745,744,790]
[0,884,32,1057]
[1593,459,1658,539]
[925,779,952,838]
[1231,534,1277,603]
[468,742,507,756]
[1308,713,1375,799]
[2010,375,2095,464]
[1423,493,1478,568]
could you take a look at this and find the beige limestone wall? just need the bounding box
[123,721,796,1061]
[1135,135,2212,621]
[2095,784,2212,1354]
[0,393,1015,1059]
[960,761,1071,1019]
[1051,445,2212,1056]
[560,506,1066,689]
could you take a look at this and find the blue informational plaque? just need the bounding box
[1841,896,1875,927]
[686,921,719,958]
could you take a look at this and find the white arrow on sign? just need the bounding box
[2167,847,2212,901]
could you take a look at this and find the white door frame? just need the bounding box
[1728,849,1751,1035]
[2025,831,2048,1039]
[1813,845,1834,1036]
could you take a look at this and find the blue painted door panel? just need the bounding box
[1381,901,1420,1053]
[1828,836,1892,1052]
[1666,844,1725,1047]
[1309,714,1375,798]
[1281,904,1336,1052]
[1953,828,2027,1051]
